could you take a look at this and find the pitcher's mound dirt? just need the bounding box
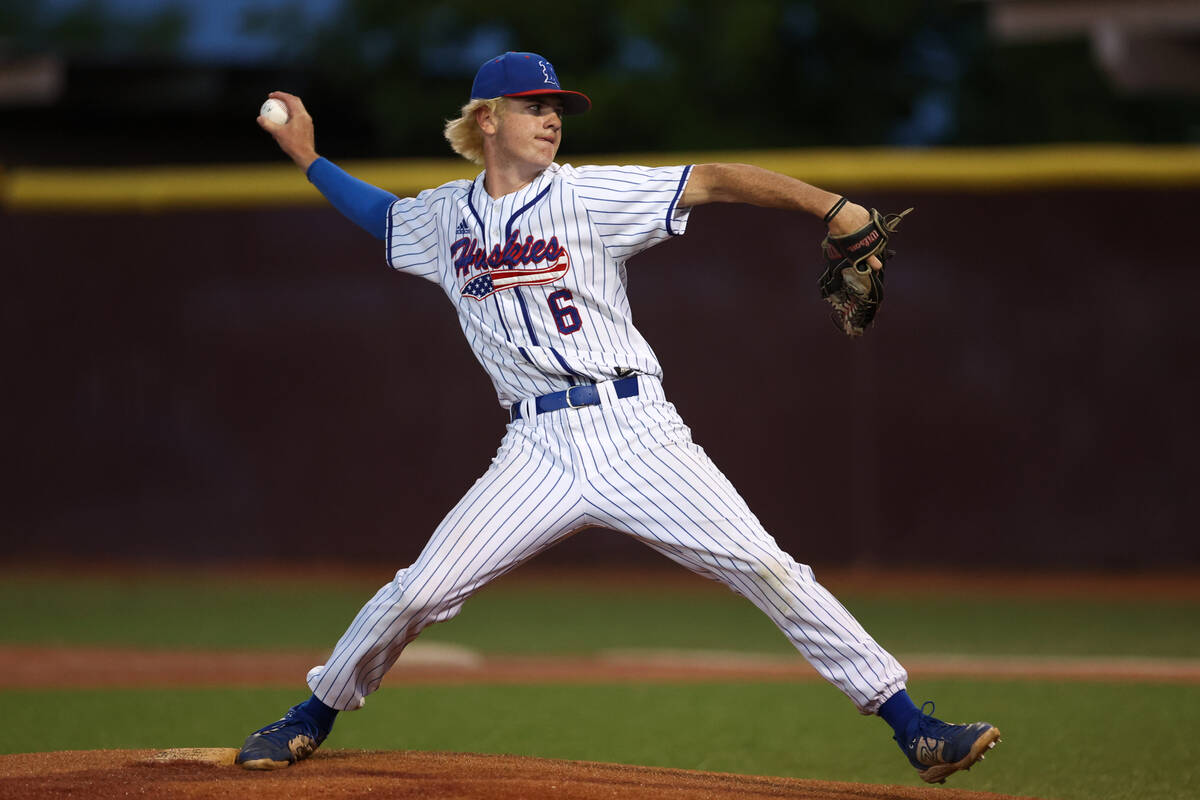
[0,748,1038,800]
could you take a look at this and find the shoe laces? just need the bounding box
[255,707,317,738]
[912,701,959,742]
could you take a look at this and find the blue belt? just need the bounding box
[510,376,640,422]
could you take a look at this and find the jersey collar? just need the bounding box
[473,164,559,205]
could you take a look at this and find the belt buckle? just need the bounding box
[564,387,582,410]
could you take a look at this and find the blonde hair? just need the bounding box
[443,97,504,165]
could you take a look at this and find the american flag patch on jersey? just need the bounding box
[460,252,571,300]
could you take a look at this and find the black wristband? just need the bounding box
[823,196,848,224]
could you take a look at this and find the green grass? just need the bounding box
[3,570,1198,659]
[0,572,371,651]
[425,588,1200,659]
[5,680,1198,800]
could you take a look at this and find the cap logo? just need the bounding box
[539,60,559,87]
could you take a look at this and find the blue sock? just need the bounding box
[298,694,338,734]
[878,689,921,741]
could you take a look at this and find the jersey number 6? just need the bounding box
[548,289,582,335]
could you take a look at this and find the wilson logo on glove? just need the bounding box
[818,206,913,337]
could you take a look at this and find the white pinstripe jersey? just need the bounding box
[386,162,693,407]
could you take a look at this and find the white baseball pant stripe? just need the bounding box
[308,375,907,713]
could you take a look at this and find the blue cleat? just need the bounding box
[235,702,331,770]
[897,702,1001,784]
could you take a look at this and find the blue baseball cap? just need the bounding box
[470,52,591,115]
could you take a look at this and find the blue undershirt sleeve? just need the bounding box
[305,157,397,241]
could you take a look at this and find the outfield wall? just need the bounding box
[3,147,1197,567]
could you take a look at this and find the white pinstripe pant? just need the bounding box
[307,375,907,714]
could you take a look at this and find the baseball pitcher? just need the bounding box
[235,51,1000,785]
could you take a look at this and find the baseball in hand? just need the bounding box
[260,98,288,125]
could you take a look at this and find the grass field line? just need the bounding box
[3,643,1199,687]
[599,648,1200,682]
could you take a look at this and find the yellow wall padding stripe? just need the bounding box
[3,145,1199,211]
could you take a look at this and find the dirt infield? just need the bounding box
[0,748,1038,800]
[3,644,1198,688]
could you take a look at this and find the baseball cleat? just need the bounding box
[896,702,1001,784]
[235,703,330,770]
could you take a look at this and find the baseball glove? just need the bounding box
[818,202,913,337]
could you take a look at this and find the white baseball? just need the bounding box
[260,98,288,125]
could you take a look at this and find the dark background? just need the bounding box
[5,186,1196,568]
[3,0,1199,167]
[3,1,1198,568]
